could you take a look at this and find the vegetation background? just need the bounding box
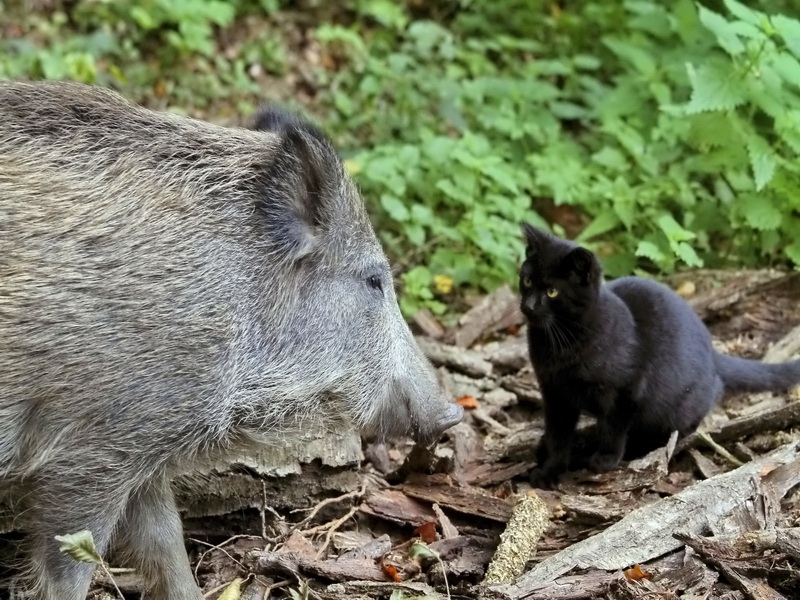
[2,0,799,320]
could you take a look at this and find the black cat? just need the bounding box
[520,223,800,487]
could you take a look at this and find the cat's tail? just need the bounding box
[715,353,800,393]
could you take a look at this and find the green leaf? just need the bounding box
[673,241,703,267]
[577,210,620,242]
[723,0,763,27]
[55,530,102,565]
[635,240,667,263]
[684,62,746,113]
[357,0,408,30]
[772,14,800,58]
[601,252,636,277]
[657,214,696,242]
[785,238,800,265]
[698,5,745,55]
[739,194,782,230]
[380,194,410,222]
[603,37,657,76]
[746,136,777,191]
[405,223,426,246]
[771,52,800,88]
[409,540,439,562]
[130,6,157,29]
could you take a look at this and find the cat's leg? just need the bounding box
[530,386,580,488]
[589,390,636,472]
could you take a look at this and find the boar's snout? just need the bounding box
[411,397,464,446]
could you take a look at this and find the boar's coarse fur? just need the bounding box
[0,80,463,600]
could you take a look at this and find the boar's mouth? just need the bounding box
[410,400,464,446]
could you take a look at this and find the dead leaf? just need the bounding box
[414,522,438,544]
[380,557,403,583]
[218,577,243,600]
[456,395,479,409]
[623,564,651,581]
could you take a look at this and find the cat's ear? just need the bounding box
[521,222,549,258]
[563,247,599,285]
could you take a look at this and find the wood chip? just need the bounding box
[483,491,550,585]
[400,476,514,523]
[454,284,522,348]
[360,489,436,527]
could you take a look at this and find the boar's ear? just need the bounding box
[521,222,550,260]
[252,107,341,262]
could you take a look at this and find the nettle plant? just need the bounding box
[329,0,800,316]
[577,0,800,276]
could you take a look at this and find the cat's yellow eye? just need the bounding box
[546,288,559,298]
[522,277,532,287]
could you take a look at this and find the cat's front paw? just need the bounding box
[589,451,622,473]
[529,466,560,489]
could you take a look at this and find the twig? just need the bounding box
[291,484,365,528]
[263,579,291,600]
[697,431,743,467]
[191,535,258,578]
[98,561,125,600]
[313,505,359,560]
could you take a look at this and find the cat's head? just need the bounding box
[519,223,602,327]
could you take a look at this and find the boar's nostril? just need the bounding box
[410,401,463,446]
[437,401,464,431]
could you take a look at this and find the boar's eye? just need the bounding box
[366,274,384,296]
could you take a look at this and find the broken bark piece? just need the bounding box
[338,535,393,561]
[360,489,437,527]
[432,503,459,539]
[462,461,536,488]
[673,270,797,321]
[400,475,514,522]
[560,493,641,523]
[678,528,800,563]
[677,401,800,454]
[412,308,446,339]
[676,532,789,600]
[454,285,522,348]
[688,449,723,479]
[482,571,620,600]
[481,336,530,373]
[256,547,391,583]
[385,442,455,484]
[500,371,542,404]
[764,324,800,363]
[323,580,438,600]
[418,337,494,378]
[483,491,550,585]
[490,442,800,599]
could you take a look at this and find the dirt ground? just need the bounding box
[3,269,800,600]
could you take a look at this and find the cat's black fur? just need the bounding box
[520,223,800,487]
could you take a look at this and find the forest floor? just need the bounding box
[76,268,800,600]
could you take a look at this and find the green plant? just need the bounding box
[4,0,800,317]
[314,0,800,315]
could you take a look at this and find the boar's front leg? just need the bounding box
[115,472,202,600]
[25,474,130,600]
